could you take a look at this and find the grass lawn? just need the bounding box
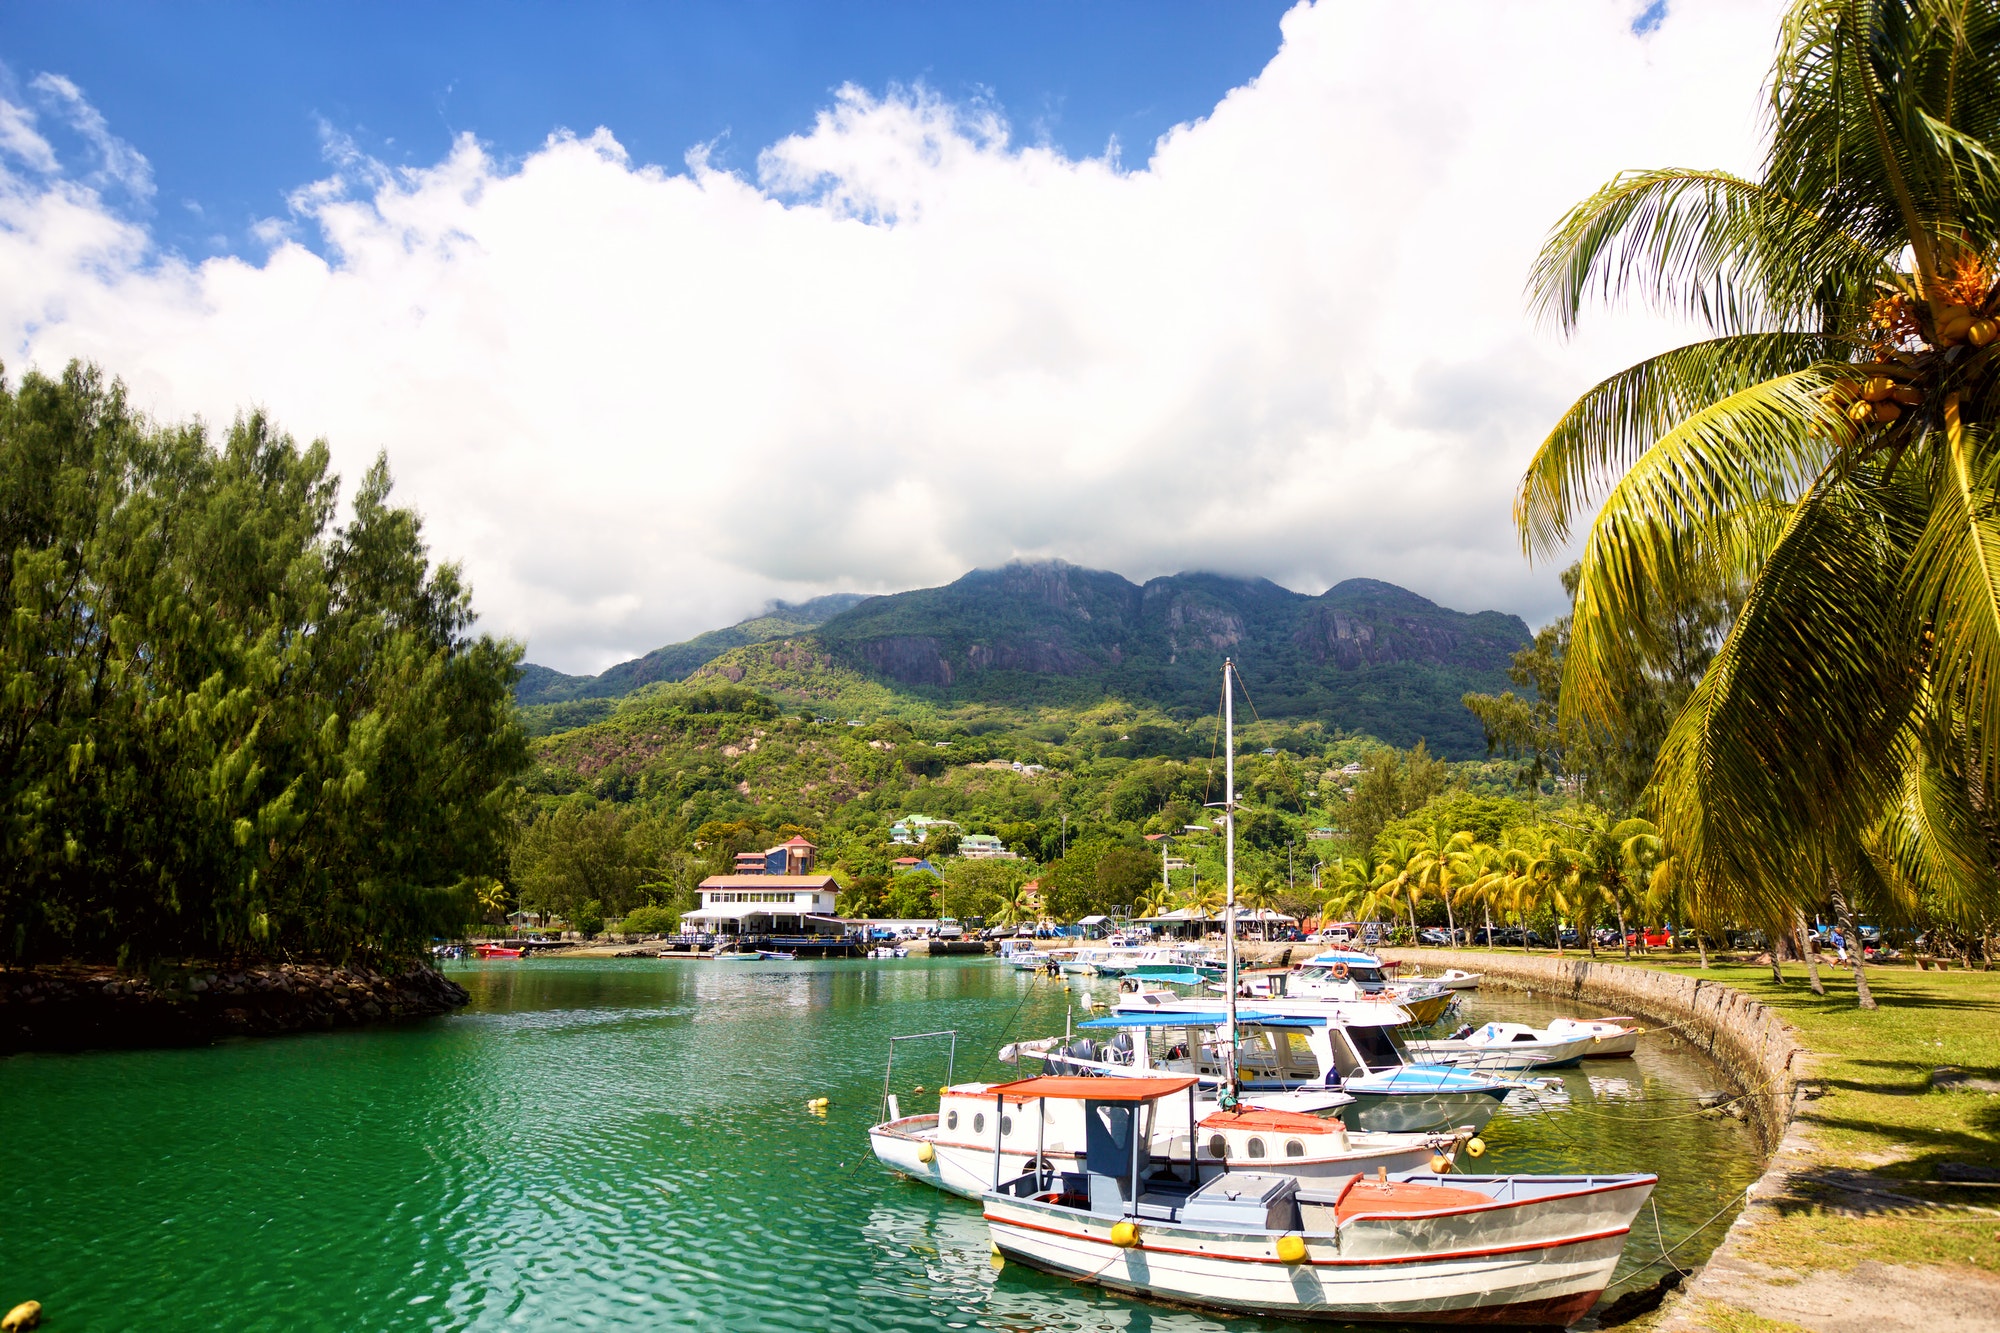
[1443,947,2000,1279]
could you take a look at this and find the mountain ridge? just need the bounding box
[522,561,1532,757]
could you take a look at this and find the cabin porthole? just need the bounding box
[1247,1137,1266,1159]
[1206,1133,1227,1159]
[946,1111,958,1130]
[973,1113,986,1135]
[1000,1116,1014,1138]
[1285,1139,1305,1158]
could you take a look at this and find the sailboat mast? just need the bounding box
[1223,658,1239,1107]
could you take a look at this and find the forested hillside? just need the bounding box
[516,592,866,718]
[523,561,1531,756]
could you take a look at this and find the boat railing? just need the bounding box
[881,1029,958,1123]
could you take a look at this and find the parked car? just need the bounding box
[1626,927,1673,948]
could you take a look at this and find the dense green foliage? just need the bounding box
[0,364,527,964]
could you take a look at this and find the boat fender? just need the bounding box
[1465,1136,1486,1157]
[1109,1221,1139,1248]
[912,1086,925,1095]
[1429,1154,1451,1173]
[917,1142,935,1163]
[2,1301,40,1333]
[1275,1234,1307,1264]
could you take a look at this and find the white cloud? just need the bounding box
[27,73,154,201]
[0,0,1782,673]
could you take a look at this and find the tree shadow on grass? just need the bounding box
[1793,1102,2000,1174]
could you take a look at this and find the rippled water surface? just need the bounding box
[0,958,1764,1330]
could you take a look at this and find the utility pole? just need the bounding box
[1061,813,1067,856]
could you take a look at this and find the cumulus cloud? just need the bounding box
[0,0,1783,672]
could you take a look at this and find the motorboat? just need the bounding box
[869,1078,1469,1200]
[473,943,523,959]
[1407,1023,1600,1071]
[868,945,909,959]
[979,1075,1658,1326]
[1017,1001,1520,1134]
[1225,952,1459,1026]
[1544,1016,1644,1058]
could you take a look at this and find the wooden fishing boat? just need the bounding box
[979,1075,1656,1326]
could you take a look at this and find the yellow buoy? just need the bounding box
[991,1242,1002,1258]
[1430,1154,1451,1173]
[2,1301,41,1333]
[1109,1220,1140,1248]
[1466,1136,1486,1158]
[917,1142,935,1163]
[1275,1234,1307,1264]
[912,1086,925,1095]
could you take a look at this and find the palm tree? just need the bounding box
[1375,836,1422,945]
[1456,841,1511,947]
[989,880,1039,930]
[1406,827,1474,946]
[1518,0,2000,999]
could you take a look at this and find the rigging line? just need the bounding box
[1606,1185,1750,1287]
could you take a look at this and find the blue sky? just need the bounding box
[1,1,1291,261]
[0,1,1782,672]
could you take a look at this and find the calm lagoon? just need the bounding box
[0,957,1762,1330]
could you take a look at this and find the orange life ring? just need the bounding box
[1330,962,1350,981]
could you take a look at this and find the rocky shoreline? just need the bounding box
[0,960,469,1055]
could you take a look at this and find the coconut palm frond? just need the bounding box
[1860,706,2000,925]
[1906,406,2000,783]
[1527,168,1881,338]
[1559,372,1848,724]
[1649,469,1921,925]
[1516,335,1857,555]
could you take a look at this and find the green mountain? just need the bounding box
[681,562,1531,758]
[516,593,868,709]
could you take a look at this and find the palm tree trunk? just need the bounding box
[1798,913,1825,997]
[1443,892,1457,951]
[1695,930,1709,969]
[1618,908,1630,961]
[1829,883,1877,1010]
[1407,891,1419,947]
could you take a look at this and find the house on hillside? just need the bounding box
[957,833,1016,859]
[889,815,959,845]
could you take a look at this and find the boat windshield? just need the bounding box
[1345,1023,1408,1072]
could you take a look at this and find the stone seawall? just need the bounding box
[0,960,469,1055]
[1384,948,1807,1148]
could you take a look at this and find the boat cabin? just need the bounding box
[1056,1008,1418,1092]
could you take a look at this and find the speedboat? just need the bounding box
[1018,1001,1519,1134]
[980,1075,1658,1326]
[473,943,523,959]
[1407,1023,1599,1071]
[1228,951,1459,1025]
[1544,1016,1644,1058]
[868,945,908,959]
[869,1079,1468,1200]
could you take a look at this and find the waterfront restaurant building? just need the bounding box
[682,836,844,938]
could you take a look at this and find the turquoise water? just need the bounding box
[0,958,1762,1330]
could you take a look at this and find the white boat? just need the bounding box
[980,1075,1657,1326]
[1228,952,1459,1025]
[868,945,908,959]
[1077,994,1520,1134]
[1437,967,1483,991]
[1544,1016,1643,1058]
[1407,1023,1599,1071]
[869,1079,1468,1200]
